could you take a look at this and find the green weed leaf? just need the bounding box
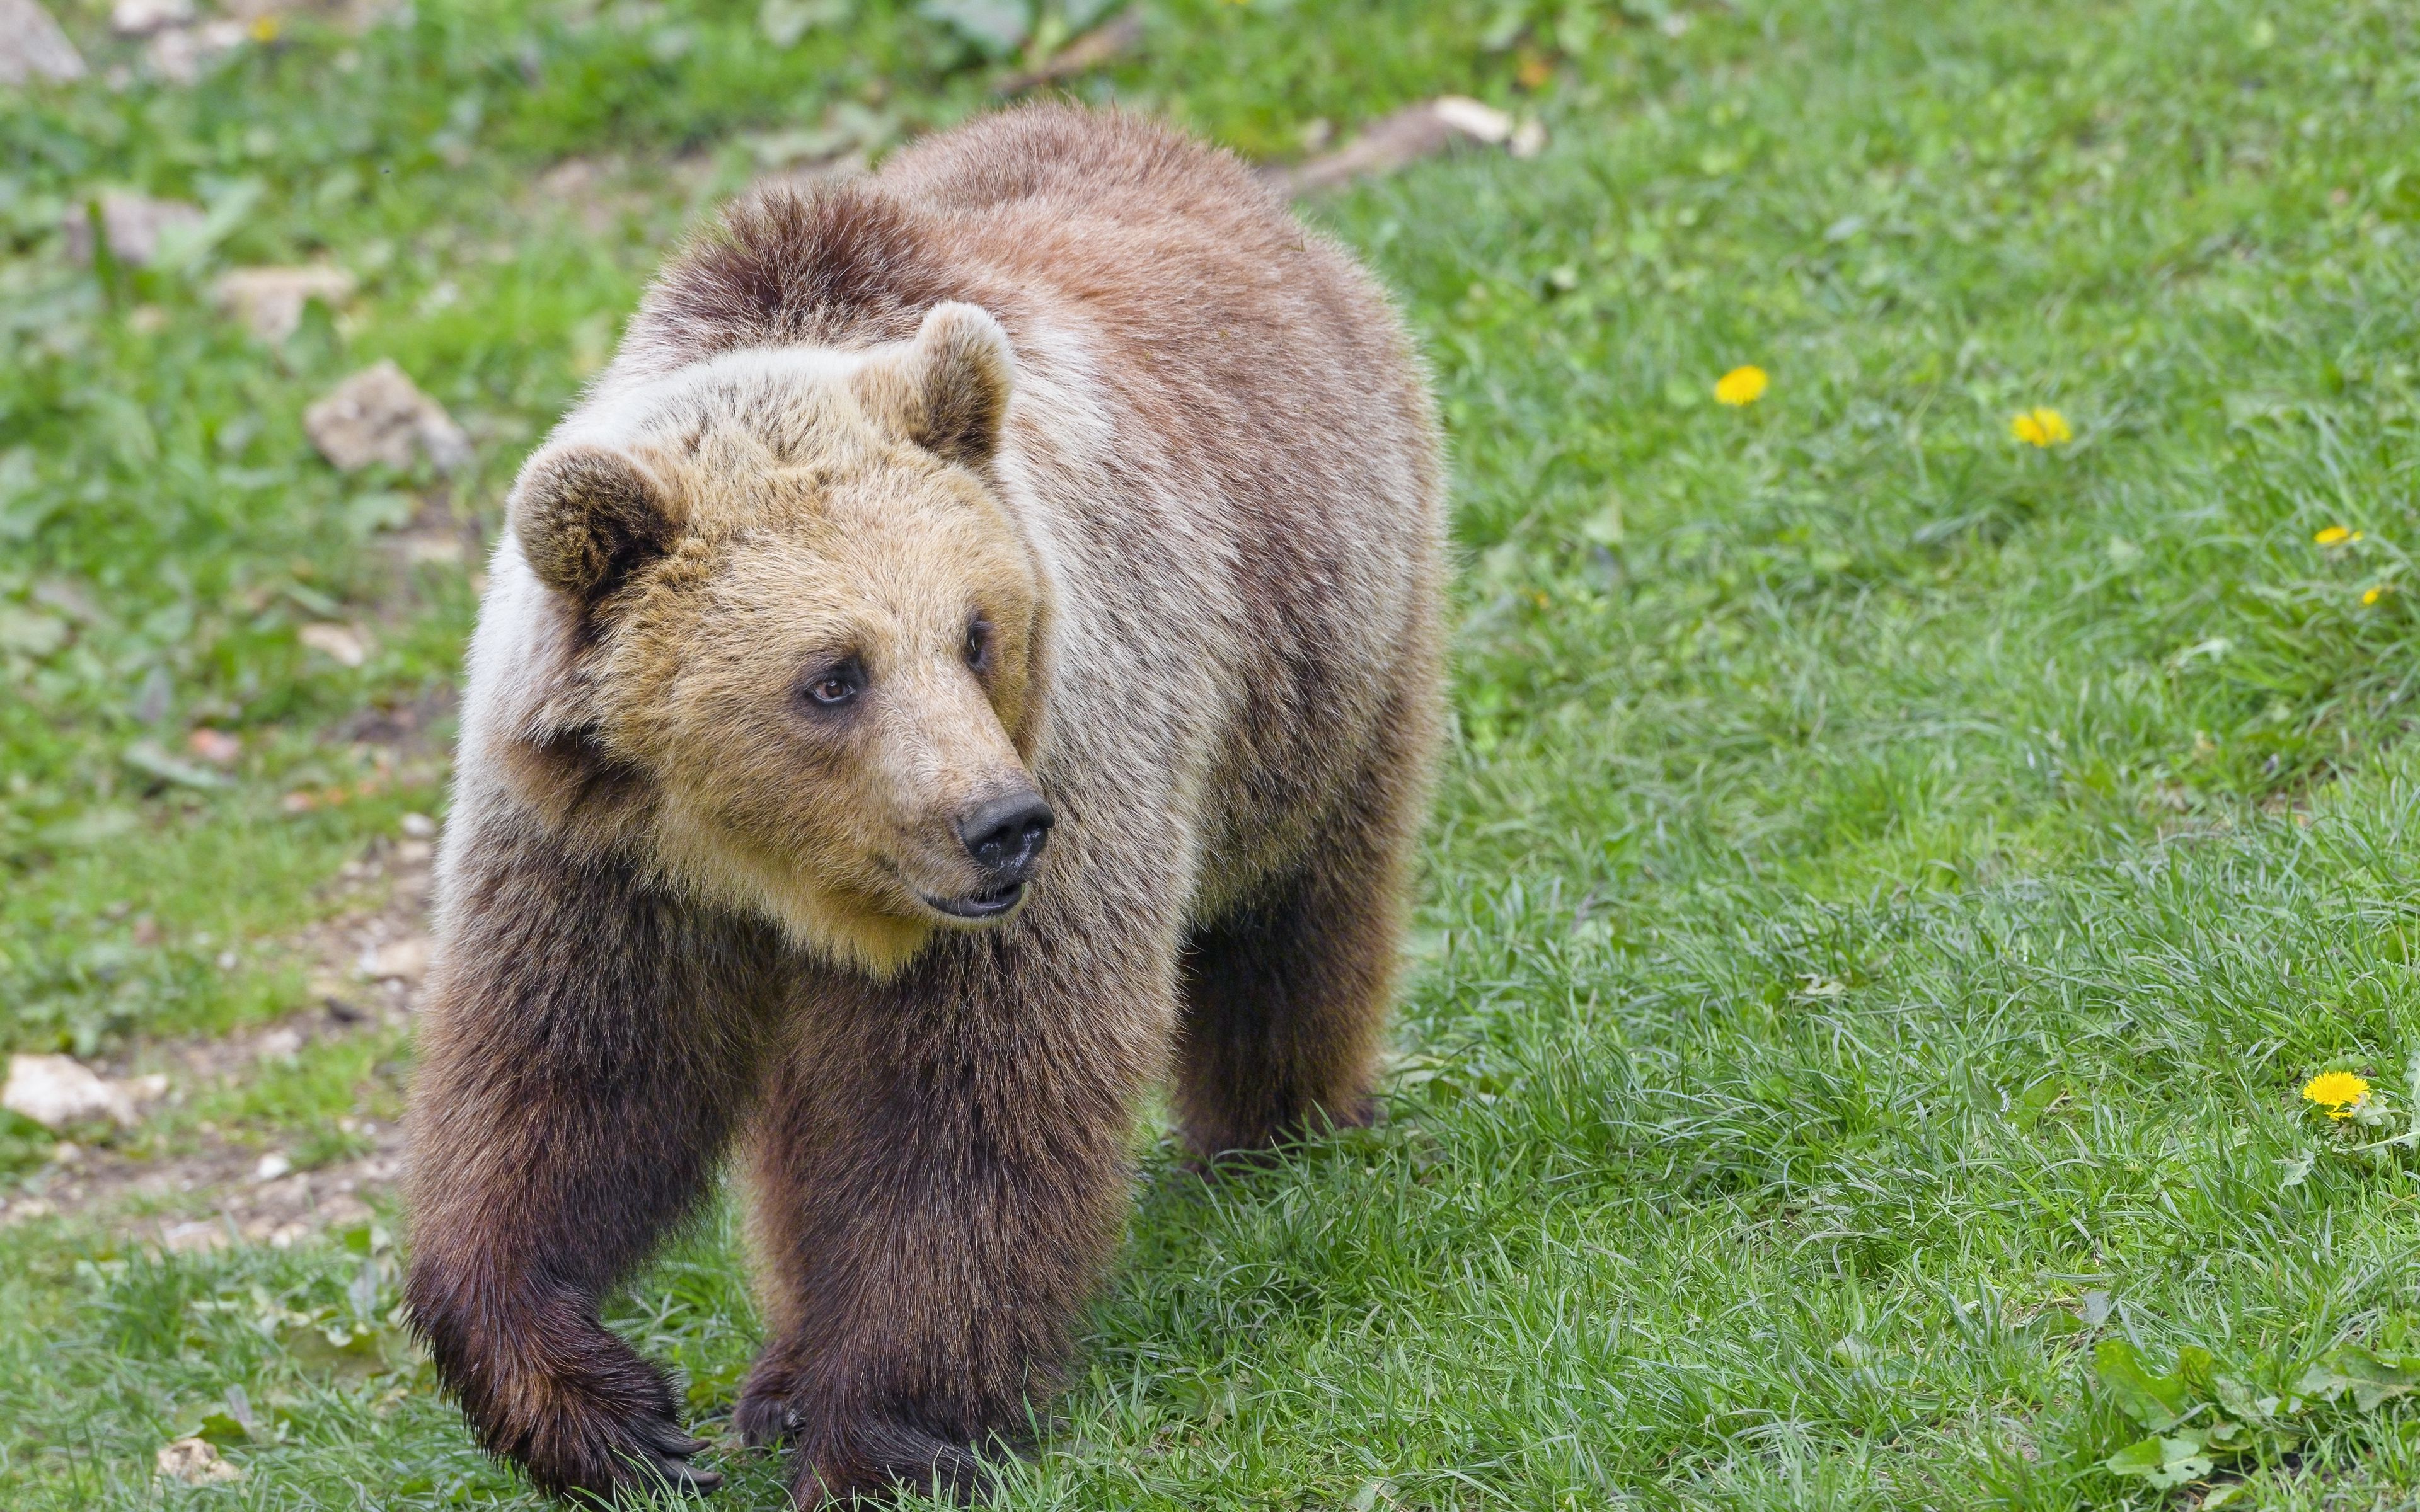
[278,1320,395,1379]
[2095,1339,2194,1431]
[758,0,852,47]
[2298,1346,2420,1412]
[0,604,67,657]
[122,742,229,792]
[2104,1433,2215,1489]
[919,0,1030,55]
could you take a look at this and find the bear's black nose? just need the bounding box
[957,792,1054,881]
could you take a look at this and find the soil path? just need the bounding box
[4,823,437,1251]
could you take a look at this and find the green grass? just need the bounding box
[8,0,2420,1506]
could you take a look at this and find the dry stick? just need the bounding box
[994,9,1144,96]
[1270,97,1534,198]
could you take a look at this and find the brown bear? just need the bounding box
[403,104,1444,1505]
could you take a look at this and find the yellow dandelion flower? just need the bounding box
[2303,1070,2371,1118]
[2010,408,2073,447]
[2315,526,2352,546]
[2364,585,2387,606]
[1715,365,1768,406]
[249,14,279,40]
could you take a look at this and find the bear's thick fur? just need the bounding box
[404,105,1444,1504]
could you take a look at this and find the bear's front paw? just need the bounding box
[792,1417,989,1507]
[732,1348,807,1447]
[521,1398,722,1503]
[443,1326,722,1499]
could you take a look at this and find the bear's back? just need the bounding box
[623,105,1328,370]
[877,105,1262,223]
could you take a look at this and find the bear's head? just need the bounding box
[504,303,1054,975]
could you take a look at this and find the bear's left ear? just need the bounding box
[870,302,1015,469]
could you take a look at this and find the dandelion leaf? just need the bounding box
[2211,1373,2303,1448]
[2104,1434,2215,1489]
[279,1320,393,1379]
[2299,1345,2420,1413]
[2095,1339,2194,1431]
[2199,1417,2257,1454]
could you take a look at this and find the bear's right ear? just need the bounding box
[509,445,681,602]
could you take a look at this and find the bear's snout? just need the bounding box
[956,791,1054,883]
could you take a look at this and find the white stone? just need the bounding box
[157,1438,243,1486]
[402,532,466,564]
[361,936,431,983]
[297,622,368,667]
[213,265,357,342]
[0,1,86,86]
[143,18,247,84]
[304,360,472,474]
[3,1054,135,1130]
[60,191,205,268]
[111,0,194,36]
[253,1152,292,1183]
[162,1218,229,1253]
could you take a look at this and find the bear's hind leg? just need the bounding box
[1173,742,1429,1162]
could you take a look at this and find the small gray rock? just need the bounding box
[0,1,86,87]
[214,265,357,341]
[3,1054,135,1130]
[111,0,195,37]
[61,190,206,268]
[304,360,472,474]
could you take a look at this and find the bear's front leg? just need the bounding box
[405,815,776,1499]
[739,928,1170,1506]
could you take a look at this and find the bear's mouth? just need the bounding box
[922,880,1025,920]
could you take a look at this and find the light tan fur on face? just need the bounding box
[509,308,1047,974]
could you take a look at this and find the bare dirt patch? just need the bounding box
[3,816,441,1249]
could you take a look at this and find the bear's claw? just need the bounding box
[736,1354,989,1508]
[795,1420,988,1508]
[732,1357,804,1447]
[533,1400,722,1501]
[628,1420,720,1493]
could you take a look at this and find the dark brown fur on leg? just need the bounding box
[735,926,1163,1506]
[405,811,777,1500]
[1174,735,1431,1162]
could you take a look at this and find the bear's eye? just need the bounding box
[964,615,992,672]
[799,660,863,710]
